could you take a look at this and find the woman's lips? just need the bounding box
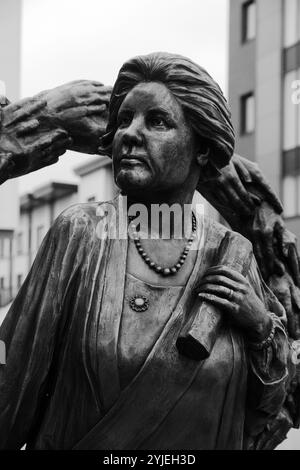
[120,155,147,165]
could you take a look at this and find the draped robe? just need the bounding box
[0,195,289,450]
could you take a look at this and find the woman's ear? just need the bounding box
[196,148,210,169]
[196,148,222,182]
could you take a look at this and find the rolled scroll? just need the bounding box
[176,231,253,360]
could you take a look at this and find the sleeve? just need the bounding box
[0,206,89,449]
[244,258,291,437]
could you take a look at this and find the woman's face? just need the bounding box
[112,81,200,196]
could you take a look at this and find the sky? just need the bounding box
[19,0,229,193]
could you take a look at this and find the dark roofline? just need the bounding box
[74,155,111,177]
[20,182,78,212]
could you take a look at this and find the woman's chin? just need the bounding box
[116,170,152,193]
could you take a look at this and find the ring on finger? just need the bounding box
[227,288,234,300]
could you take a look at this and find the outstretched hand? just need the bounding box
[247,202,300,284]
[247,408,294,450]
[38,80,112,154]
[197,159,258,228]
[0,97,72,182]
[198,154,300,287]
[232,154,283,214]
[268,272,300,339]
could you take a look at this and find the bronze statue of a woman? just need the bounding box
[0,52,298,450]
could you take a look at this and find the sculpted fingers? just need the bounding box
[290,283,300,338]
[281,230,300,286]
[255,411,293,450]
[196,274,241,292]
[86,84,112,98]
[91,84,112,97]
[29,134,72,171]
[228,164,256,212]
[217,172,254,216]
[15,118,40,137]
[234,156,284,213]
[0,152,14,183]
[59,104,107,121]
[232,154,252,183]
[27,129,69,153]
[85,104,107,115]
[44,134,72,154]
[41,134,72,157]
[197,292,234,312]
[252,229,267,279]
[291,281,300,310]
[251,169,283,214]
[277,283,294,336]
[71,83,111,102]
[197,283,237,299]
[261,226,275,275]
[5,98,47,126]
[77,94,108,107]
[288,244,300,288]
[204,265,247,284]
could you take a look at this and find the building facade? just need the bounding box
[229,0,300,237]
[13,156,116,290]
[14,182,78,289]
[74,155,117,203]
[229,0,300,449]
[0,0,22,306]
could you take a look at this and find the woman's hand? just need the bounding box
[231,154,283,214]
[0,152,14,184]
[244,202,286,280]
[37,80,112,154]
[197,159,259,225]
[0,97,72,181]
[268,272,300,339]
[195,266,272,342]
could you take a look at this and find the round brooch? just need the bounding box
[129,295,149,312]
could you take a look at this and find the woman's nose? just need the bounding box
[122,117,143,147]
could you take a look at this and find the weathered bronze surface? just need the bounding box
[0,52,299,450]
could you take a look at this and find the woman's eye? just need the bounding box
[149,116,168,128]
[118,115,131,127]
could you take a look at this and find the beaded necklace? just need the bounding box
[129,213,197,277]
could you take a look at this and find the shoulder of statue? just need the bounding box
[53,200,115,234]
[203,215,251,246]
[202,215,253,268]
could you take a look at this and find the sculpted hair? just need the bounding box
[100,52,235,170]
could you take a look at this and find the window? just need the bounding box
[283,176,298,217]
[36,225,44,249]
[17,274,22,289]
[16,232,23,255]
[282,71,300,216]
[282,3,300,217]
[242,1,256,43]
[283,1,300,73]
[0,238,4,258]
[284,43,299,74]
[284,0,299,48]
[283,71,298,151]
[240,93,255,134]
